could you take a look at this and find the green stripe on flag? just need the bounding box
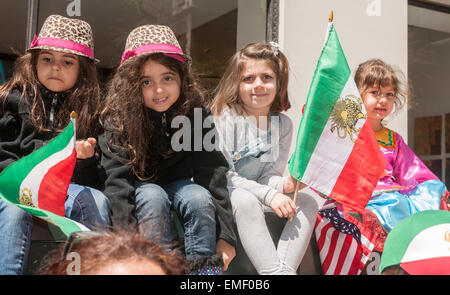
[288,24,351,180]
[0,121,74,203]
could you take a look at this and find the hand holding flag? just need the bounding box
[0,111,90,236]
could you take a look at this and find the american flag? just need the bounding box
[315,206,375,275]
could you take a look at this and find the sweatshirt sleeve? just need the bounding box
[0,91,30,173]
[98,131,137,229]
[71,154,103,190]
[192,108,237,248]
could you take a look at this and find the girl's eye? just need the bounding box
[63,60,74,66]
[141,80,152,87]
[164,76,174,82]
[242,76,253,82]
[42,57,52,63]
[370,91,379,96]
[263,74,273,80]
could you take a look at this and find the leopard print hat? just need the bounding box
[28,14,98,62]
[120,25,191,67]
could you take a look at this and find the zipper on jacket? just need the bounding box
[162,112,170,137]
[49,93,57,129]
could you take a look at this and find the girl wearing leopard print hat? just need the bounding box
[98,24,237,275]
[0,15,110,274]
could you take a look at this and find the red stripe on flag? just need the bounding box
[330,121,385,213]
[321,228,339,273]
[333,234,352,274]
[38,149,76,216]
[317,221,333,250]
[349,245,362,275]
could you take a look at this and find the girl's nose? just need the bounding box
[155,84,164,93]
[377,95,388,104]
[254,77,264,88]
[52,63,60,71]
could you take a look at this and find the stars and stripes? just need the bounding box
[315,207,375,275]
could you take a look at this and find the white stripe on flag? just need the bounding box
[39,215,91,232]
[20,136,75,207]
[315,216,327,236]
[70,219,90,232]
[302,76,366,195]
[360,234,375,263]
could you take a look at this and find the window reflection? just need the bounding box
[414,115,441,156]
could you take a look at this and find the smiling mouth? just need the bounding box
[153,97,168,103]
[252,93,267,97]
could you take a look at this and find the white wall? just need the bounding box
[279,0,409,150]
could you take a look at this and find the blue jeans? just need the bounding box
[135,179,216,260]
[0,184,111,274]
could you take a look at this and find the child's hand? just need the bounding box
[76,137,97,159]
[283,175,306,194]
[269,192,296,220]
[216,238,235,271]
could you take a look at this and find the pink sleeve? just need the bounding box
[393,133,439,187]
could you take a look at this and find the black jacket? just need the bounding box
[98,107,237,247]
[0,88,102,188]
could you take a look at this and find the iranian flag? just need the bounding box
[380,210,450,275]
[0,112,89,236]
[288,18,385,213]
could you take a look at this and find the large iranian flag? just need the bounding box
[288,20,385,213]
[0,112,89,236]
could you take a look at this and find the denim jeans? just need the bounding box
[134,179,216,260]
[0,184,111,274]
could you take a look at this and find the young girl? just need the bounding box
[210,42,318,275]
[98,25,236,275]
[355,58,449,250]
[0,15,111,274]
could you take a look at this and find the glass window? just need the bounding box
[409,2,450,186]
[414,116,441,156]
[0,0,28,83]
[423,159,442,179]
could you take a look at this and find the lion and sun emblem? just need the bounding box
[329,94,366,142]
[19,188,36,207]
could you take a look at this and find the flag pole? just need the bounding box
[290,11,333,222]
[70,111,77,141]
[289,181,301,222]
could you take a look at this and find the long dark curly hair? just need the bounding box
[100,53,204,181]
[0,50,101,139]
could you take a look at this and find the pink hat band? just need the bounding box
[30,35,94,60]
[120,43,185,66]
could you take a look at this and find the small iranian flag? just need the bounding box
[288,15,385,213]
[380,210,450,275]
[0,112,89,236]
